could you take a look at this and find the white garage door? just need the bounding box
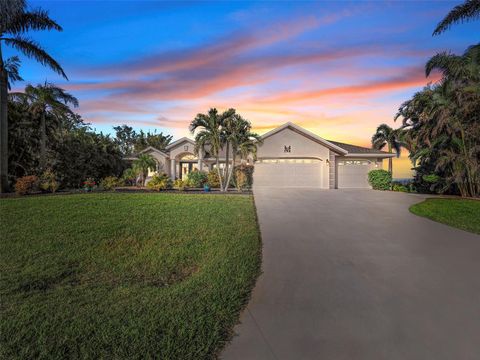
[254,159,323,187]
[337,160,372,188]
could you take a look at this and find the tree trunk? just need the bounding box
[388,143,393,174]
[224,142,230,192]
[0,43,9,192]
[226,152,236,192]
[40,110,46,171]
[215,156,223,192]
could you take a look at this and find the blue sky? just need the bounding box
[6,0,479,177]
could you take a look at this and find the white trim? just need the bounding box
[165,137,195,150]
[260,122,348,155]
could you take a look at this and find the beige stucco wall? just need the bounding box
[145,150,169,176]
[169,140,195,160]
[257,128,331,188]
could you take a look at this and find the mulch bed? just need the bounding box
[0,187,252,198]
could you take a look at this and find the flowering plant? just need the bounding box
[83,178,96,192]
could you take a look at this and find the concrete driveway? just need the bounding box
[222,188,480,360]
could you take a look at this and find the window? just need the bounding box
[338,160,371,166]
[180,154,196,161]
[256,158,321,164]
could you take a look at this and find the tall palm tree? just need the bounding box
[223,114,261,190]
[133,154,157,186]
[11,82,78,170]
[371,124,402,174]
[189,108,235,192]
[0,0,66,192]
[425,44,480,83]
[433,0,480,35]
[395,46,480,197]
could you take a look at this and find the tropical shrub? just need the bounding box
[121,168,138,186]
[14,175,39,195]
[100,176,121,191]
[83,178,96,192]
[39,169,59,193]
[368,170,392,190]
[147,173,172,191]
[133,154,157,186]
[235,164,254,190]
[392,183,409,192]
[173,179,187,191]
[207,170,220,188]
[186,170,208,188]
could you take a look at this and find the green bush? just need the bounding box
[121,168,138,186]
[100,176,121,191]
[14,175,39,195]
[392,183,409,192]
[39,169,59,193]
[235,164,254,190]
[207,170,220,188]
[368,169,392,190]
[147,173,172,191]
[173,179,187,191]
[186,170,208,188]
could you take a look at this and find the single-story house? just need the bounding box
[134,122,394,189]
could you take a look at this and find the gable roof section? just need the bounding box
[165,137,195,151]
[326,140,392,155]
[139,146,169,157]
[261,122,348,155]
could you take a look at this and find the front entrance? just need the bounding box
[180,162,198,180]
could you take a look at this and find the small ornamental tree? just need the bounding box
[368,169,392,190]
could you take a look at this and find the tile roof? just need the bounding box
[326,140,390,154]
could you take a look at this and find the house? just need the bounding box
[136,122,394,189]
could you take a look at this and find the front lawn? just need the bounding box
[410,198,480,235]
[0,193,261,359]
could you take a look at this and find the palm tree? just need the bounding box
[133,154,157,186]
[371,124,402,174]
[11,82,78,170]
[433,0,480,35]
[224,115,261,189]
[189,108,235,192]
[395,46,480,197]
[425,44,480,83]
[0,0,67,192]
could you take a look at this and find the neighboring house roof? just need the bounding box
[326,140,392,155]
[165,137,195,150]
[261,122,348,155]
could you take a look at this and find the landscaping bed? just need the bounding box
[0,193,261,359]
[410,198,480,235]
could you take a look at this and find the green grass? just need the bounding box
[0,193,261,359]
[410,198,480,235]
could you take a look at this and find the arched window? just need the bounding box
[180,154,196,161]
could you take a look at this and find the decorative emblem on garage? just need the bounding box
[284,145,291,153]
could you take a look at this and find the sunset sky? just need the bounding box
[8,1,479,178]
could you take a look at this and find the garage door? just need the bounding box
[337,160,372,188]
[253,159,323,187]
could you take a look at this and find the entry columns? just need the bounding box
[170,159,176,180]
[198,150,203,171]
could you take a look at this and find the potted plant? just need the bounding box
[203,183,210,192]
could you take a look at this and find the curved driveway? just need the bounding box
[223,188,480,360]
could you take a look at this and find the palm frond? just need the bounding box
[0,0,26,31]
[433,0,480,35]
[5,8,62,34]
[3,56,23,89]
[3,36,67,79]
